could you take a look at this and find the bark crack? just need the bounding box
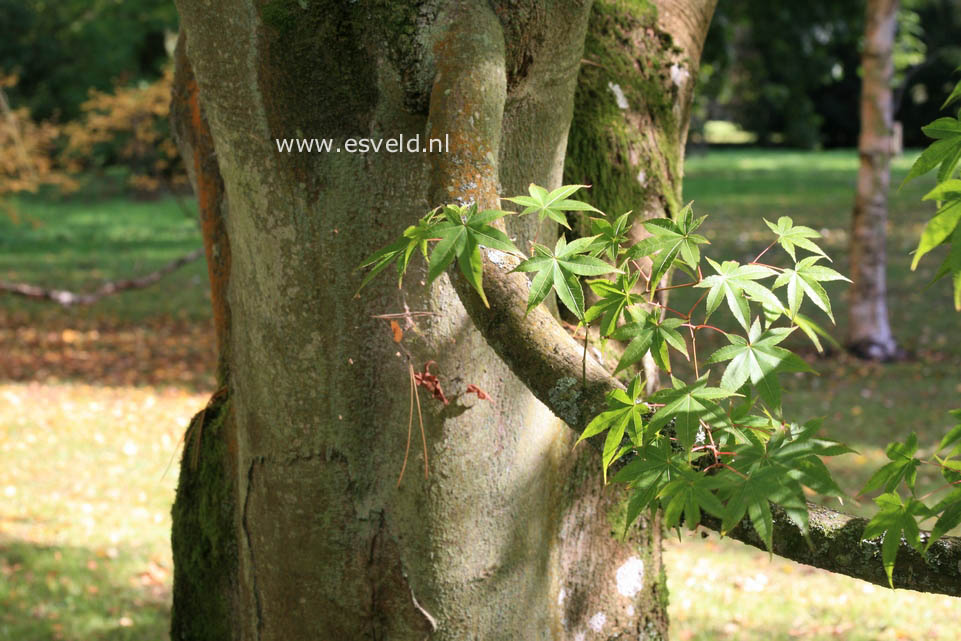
[242,457,265,640]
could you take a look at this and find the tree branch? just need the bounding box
[702,502,961,597]
[0,247,203,306]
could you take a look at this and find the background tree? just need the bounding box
[848,0,900,361]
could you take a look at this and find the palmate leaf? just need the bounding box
[647,374,738,451]
[626,204,709,290]
[584,270,641,337]
[502,183,600,229]
[590,212,633,262]
[860,433,922,495]
[425,204,521,307]
[706,318,813,410]
[577,376,649,480]
[658,468,727,530]
[610,307,688,374]
[773,256,849,322]
[912,182,961,270]
[356,211,441,292]
[792,312,841,353]
[615,438,679,528]
[695,258,779,331]
[764,216,828,261]
[928,223,961,310]
[862,493,930,587]
[925,488,961,553]
[513,234,618,320]
[903,117,961,186]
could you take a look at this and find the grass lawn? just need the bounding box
[1,150,960,639]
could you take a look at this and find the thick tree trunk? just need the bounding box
[848,0,899,361]
[166,2,714,639]
[565,0,716,390]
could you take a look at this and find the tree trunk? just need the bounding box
[848,0,899,361]
[169,2,711,639]
[565,0,716,390]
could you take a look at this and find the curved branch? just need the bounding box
[0,248,204,306]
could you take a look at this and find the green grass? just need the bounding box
[0,187,209,323]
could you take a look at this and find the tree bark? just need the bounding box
[848,0,899,361]
[167,1,717,638]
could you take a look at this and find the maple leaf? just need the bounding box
[647,375,738,452]
[862,493,931,587]
[764,216,828,261]
[706,318,813,410]
[512,235,618,320]
[626,204,709,290]
[427,204,521,307]
[589,211,633,262]
[695,258,780,332]
[609,307,688,374]
[502,183,599,229]
[903,116,961,185]
[584,271,642,337]
[772,256,849,322]
[577,375,649,480]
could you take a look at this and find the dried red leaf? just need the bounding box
[465,384,493,402]
[413,360,449,405]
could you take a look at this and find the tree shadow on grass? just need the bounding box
[0,538,169,641]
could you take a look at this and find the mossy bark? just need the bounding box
[166,1,726,638]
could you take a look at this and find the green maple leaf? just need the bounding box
[706,318,813,410]
[609,307,688,374]
[764,216,828,261]
[513,234,618,320]
[929,222,961,310]
[730,420,850,503]
[614,438,679,528]
[658,468,727,530]
[425,204,521,307]
[695,258,780,331]
[590,212,633,262]
[584,270,642,337]
[772,255,849,322]
[861,433,922,495]
[626,204,709,290]
[502,183,600,229]
[577,376,649,480]
[925,488,961,553]
[862,493,930,587]
[903,116,961,185]
[356,211,440,292]
[912,180,961,270]
[647,375,738,452]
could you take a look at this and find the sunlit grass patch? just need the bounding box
[0,382,210,641]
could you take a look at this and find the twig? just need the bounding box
[0,247,204,306]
